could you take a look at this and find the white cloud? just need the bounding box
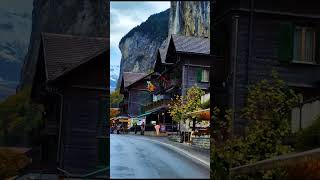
[110,1,170,65]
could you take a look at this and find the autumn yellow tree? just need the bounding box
[110,108,120,118]
[168,85,204,123]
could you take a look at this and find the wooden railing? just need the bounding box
[144,99,171,112]
[230,148,320,175]
[291,96,320,132]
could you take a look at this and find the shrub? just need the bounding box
[0,86,44,146]
[211,70,300,179]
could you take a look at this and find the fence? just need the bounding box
[230,148,320,175]
[291,97,320,133]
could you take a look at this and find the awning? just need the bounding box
[136,111,152,118]
[135,106,168,118]
[186,108,210,121]
[186,108,210,115]
[119,119,130,123]
[113,115,130,121]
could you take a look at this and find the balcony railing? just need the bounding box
[154,79,182,94]
[143,99,171,112]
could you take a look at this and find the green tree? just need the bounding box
[211,70,300,179]
[0,86,44,146]
[110,89,123,108]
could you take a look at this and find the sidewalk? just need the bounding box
[124,133,210,168]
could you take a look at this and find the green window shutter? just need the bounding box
[196,69,202,82]
[278,23,294,63]
[316,30,320,64]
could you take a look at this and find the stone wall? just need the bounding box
[168,135,181,143]
[128,131,167,137]
[191,137,210,150]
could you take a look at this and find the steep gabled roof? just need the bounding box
[41,33,108,81]
[159,48,167,63]
[171,34,210,55]
[122,72,147,89]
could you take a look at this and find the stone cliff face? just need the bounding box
[0,0,33,101]
[20,0,109,87]
[117,9,170,86]
[169,1,210,38]
[117,1,210,87]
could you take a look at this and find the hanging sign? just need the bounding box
[147,81,156,92]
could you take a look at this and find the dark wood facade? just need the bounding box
[119,72,147,117]
[211,0,320,135]
[159,35,211,97]
[141,35,211,128]
[31,33,108,177]
[119,35,211,130]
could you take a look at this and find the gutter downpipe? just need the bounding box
[232,15,240,137]
[54,90,64,168]
[247,0,254,85]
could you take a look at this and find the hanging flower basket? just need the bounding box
[199,110,210,120]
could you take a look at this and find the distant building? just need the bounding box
[31,33,108,176]
[119,72,147,117]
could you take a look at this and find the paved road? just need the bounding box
[110,134,210,179]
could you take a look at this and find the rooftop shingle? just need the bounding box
[41,33,108,81]
[122,72,147,88]
[171,34,210,55]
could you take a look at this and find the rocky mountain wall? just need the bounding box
[117,1,210,87]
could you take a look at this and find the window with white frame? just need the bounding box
[196,68,209,83]
[201,69,209,82]
[293,26,316,63]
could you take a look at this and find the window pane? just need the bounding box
[293,28,302,61]
[202,69,209,82]
[305,29,315,62]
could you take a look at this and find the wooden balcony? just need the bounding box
[143,99,171,113]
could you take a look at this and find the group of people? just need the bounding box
[133,122,145,135]
[112,121,162,136]
[111,123,127,134]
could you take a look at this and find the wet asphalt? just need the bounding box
[110,134,210,179]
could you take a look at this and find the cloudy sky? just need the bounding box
[110,1,170,66]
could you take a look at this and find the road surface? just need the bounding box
[110,134,210,179]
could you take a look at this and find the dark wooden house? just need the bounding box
[139,34,211,130]
[164,34,211,96]
[119,72,147,117]
[31,33,109,177]
[211,0,320,135]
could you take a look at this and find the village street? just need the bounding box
[110,134,210,179]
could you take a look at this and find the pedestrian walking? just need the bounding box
[116,124,120,134]
[110,126,113,134]
[134,124,138,134]
[154,123,160,136]
[141,122,145,135]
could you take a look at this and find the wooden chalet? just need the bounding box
[211,0,320,135]
[163,34,211,96]
[119,72,147,117]
[137,34,212,132]
[31,33,108,177]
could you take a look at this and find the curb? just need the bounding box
[136,136,210,169]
